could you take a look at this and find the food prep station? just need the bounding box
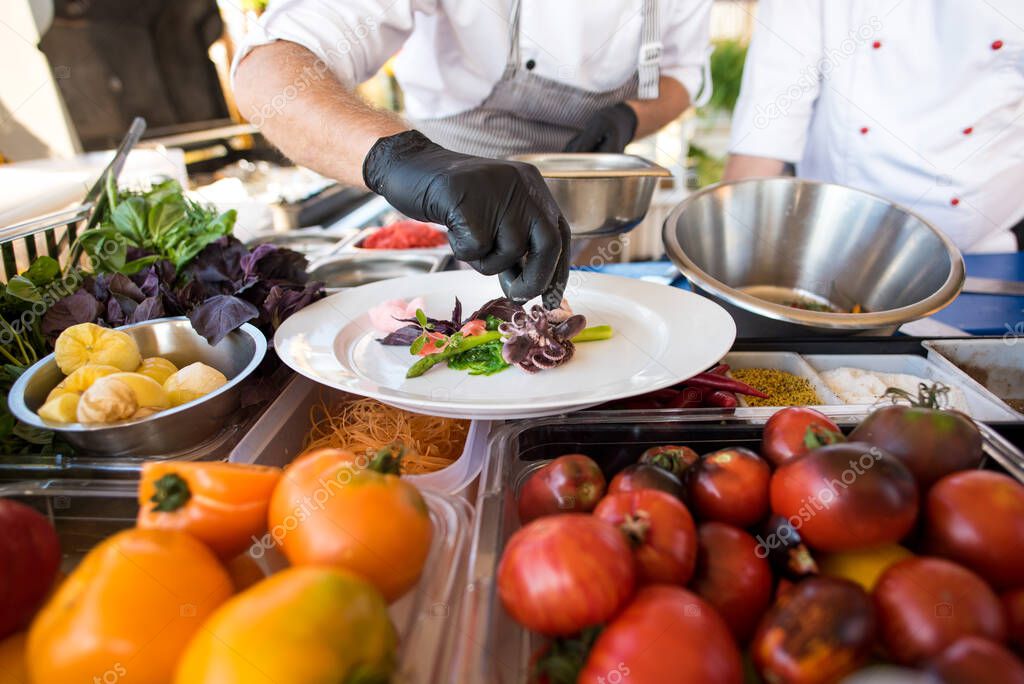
[4,128,1024,683]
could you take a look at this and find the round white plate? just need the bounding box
[275,270,736,420]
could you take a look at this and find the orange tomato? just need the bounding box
[0,632,28,684]
[268,447,433,601]
[137,461,281,559]
[27,528,233,684]
[174,566,396,683]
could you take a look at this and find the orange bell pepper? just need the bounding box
[27,528,233,684]
[137,461,281,559]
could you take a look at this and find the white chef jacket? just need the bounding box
[729,0,1024,253]
[234,0,712,121]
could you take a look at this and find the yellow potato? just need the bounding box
[37,394,80,423]
[163,363,228,407]
[136,357,178,385]
[77,377,139,424]
[46,364,121,403]
[107,372,170,412]
[54,323,141,375]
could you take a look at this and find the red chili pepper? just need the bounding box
[684,372,769,399]
[709,363,731,376]
[706,390,738,408]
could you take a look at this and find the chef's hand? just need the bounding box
[363,130,570,308]
[564,103,638,153]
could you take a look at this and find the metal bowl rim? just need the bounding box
[8,317,267,433]
[507,152,672,179]
[662,177,967,330]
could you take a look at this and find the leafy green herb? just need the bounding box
[484,314,503,331]
[73,179,236,276]
[447,339,510,376]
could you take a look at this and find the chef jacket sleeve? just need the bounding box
[728,0,823,163]
[231,0,437,88]
[660,0,714,101]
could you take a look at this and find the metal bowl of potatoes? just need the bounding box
[8,317,267,457]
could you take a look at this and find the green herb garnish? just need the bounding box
[447,339,510,376]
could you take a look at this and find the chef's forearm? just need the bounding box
[723,154,790,181]
[233,40,408,188]
[626,76,690,140]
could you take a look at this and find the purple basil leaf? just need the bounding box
[469,297,523,323]
[262,282,323,329]
[108,273,146,303]
[451,297,463,328]
[105,297,127,326]
[378,324,425,346]
[187,294,259,346]
[41,289,103,341]
[241,244,308,284]
[130,296,165,324]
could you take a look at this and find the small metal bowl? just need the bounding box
[306,252,447,293]
[508,153,671,238]
[663,178,966,337]
[8,318,267,457]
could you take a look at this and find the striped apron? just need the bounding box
[411,0,662,158]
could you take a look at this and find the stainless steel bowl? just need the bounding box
[663,178,965,337]
[8,318,267,456]
[306,252,447,293]
[508,153,671,238]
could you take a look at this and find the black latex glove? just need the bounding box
[363,130,570,307]
[564,102,638,153]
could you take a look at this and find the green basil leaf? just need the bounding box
[415,309,428,328]
[5,275,42,303]
[148,196,186,242]
[410,335,427,355]
[111,196,147,243]
[23,256,60,286]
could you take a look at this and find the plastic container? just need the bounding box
[923,339,1024,416]
[452,409,1024,683]
[803,354,1019,422]
[722,351,842,406]
[0,477,472,683]
[229,375,490,495]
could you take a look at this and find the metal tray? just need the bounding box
[924,338,1024,416]
[451,409,1024,683]
[0,477,472,683]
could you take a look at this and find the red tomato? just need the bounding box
[578,585,743,684]
[1004,588,1024,654]
[688,448,770,527]
[770,443,918,552]
[752,577,876,684]
[608,464,684,499]
[0,500,60,638]
[874,557,1007,665]
[639,445,700,479]
[691,522,774,644]
[762,407,844,467]
[593,490,697,585]
[926,637,1024,684]
[926,470,1024,591]
[517,454,606,524]
[497,514,635,636]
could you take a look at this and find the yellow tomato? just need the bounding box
[27,528,233,684]
[175,566,396,684]
[818,544,913,591]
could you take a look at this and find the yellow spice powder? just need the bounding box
[730,368,821,407]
